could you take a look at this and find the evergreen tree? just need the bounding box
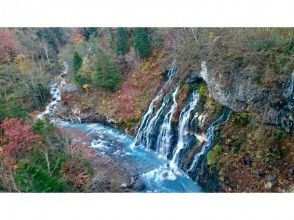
[73,51,83,73]
[73,51,84,85]
[133,28,151,59]
[116,28,129,55]
[92,50,122,91]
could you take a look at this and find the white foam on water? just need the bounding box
[142,165,181,183]
[90,139,110,151]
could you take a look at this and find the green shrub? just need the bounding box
[207,144,222,166]
[272,128,286,141]
[232,112,250,126]
[0,97,28,120]
[33,118,54,136]
[196,83,207,99]
[15,160,69,192]
[133,28,151,59]
[228,135,243,153]
[92,50,122,91]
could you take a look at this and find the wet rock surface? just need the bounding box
[190,63,294,132]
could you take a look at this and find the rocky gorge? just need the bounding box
[1,27,293,192]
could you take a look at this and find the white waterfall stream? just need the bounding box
[36,63,67,120]
[132,61,177,149]
[188,110,231,173]
[170,90,200,168]
[156,86,179,157]
[131,60,232,187]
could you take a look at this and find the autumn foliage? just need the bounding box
[0,118,38,157]
[70,28,85,46]
[0,28,19,64]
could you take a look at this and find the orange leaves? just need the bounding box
[61,160,91,189]
[70,28,85,46]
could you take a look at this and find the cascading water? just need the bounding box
[36,62,68,120]
[170,91,200,168]
[156,86,179,157]
[40,58,232,192]
[132,60,177,149]
[187,109,231,175]
[130,59,232,189]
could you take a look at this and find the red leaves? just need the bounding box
[0,118,38,157]
[0,28,19,64]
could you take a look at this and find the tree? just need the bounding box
[0,118,38,157]
[0,28,19,64]
[92,50,122,91]
[73,51,84,85]
[0,118,38,191]
[81,28,97,41]
[35,28,69,61]
[133,28,151,58]
[73,51,83,73]
[116,28,129,55]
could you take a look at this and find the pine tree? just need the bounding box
[116,28,129,55]
[133,28,151,59]
[73,51,83,73]
[73,51,84,85]
[92,50,122,91]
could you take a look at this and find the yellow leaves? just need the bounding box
[13,53,32,74]
[82,84,91,94]
[134,110,142,118]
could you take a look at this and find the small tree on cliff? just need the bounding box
[133,28,151,59]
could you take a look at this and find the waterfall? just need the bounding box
[131,59,232,187]
[188,109,231,173]
[132,60,177,148]
[132,93,161,148]
[36,62,68,120]
[144,98,166,149]
[156,86,179,157]
[170,91,200,168]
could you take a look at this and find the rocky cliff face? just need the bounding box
[188,62,294,133]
